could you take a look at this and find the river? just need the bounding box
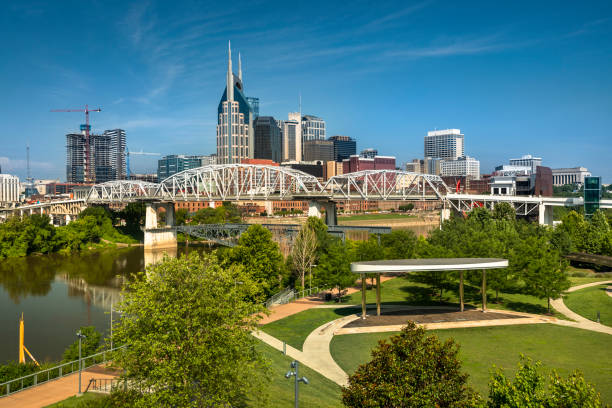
[0,246,205,364]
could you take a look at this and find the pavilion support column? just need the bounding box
[482,269,487,312]
[376,274,381,316]
[361,273,367,319]
[459,271,464,312]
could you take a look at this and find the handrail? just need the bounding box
[0,345,127,398]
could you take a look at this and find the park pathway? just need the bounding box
[0,365,118,408]
[550,280,612,336]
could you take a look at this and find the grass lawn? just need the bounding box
[330,324,612,404]
[338,213,416,221]
[335,275,567,318]
[261,306,358,350]
[565,283,612,326]
[44,392,106,407]
[252,340,342,407]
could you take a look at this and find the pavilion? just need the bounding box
[350,258,509,319]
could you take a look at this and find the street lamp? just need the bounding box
[285,360,308,408]
[76,330,87,395]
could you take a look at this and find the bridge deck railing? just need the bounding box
[0,345,127,398]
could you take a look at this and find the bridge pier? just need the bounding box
[144,203,177,250]
[538,204,553,226]
[308,201,337,226]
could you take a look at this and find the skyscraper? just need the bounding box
[66,129,126,183]
[216,42,255,164]
[303,140,334,162]
[282,118,301,162]
[424,129,464,160]
[301,115,325,141]
[104,129,126,180]
[253,116,282,163]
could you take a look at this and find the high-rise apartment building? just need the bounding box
[104,129,127,180]
[329,135,356,162]
[424,129,464,160]
[303,140,334,162]
[216,43,255,164]
[253,116,282,163]
[301,115,325,141]
[283,116,301,162]
[66,129,126,183]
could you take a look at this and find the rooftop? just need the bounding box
[351,258,508,273]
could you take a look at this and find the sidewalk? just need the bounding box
[0,365,118,408]
[259,276,395,325]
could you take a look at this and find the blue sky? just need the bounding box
[1,0,611,182]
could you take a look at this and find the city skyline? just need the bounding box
[1,1,611,181]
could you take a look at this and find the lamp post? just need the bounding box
[76,330,87,395]
[285,360,308,408]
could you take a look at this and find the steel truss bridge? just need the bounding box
[84,165,450,203]
[177,223,392,247]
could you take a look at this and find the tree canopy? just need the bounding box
[113,253,268,407]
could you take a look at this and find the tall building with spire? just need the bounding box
[216,42,255,164]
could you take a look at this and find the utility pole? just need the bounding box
[76,330,87,395]
[285,360,308,408]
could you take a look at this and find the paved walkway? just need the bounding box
[259,276,395,325]
[550,280,612,336]
[606,285,612,298]
[0,365,118,408]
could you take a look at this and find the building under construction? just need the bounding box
[66,129,126,183]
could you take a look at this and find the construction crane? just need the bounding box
[126,147,160,180]
[51,104,101,183]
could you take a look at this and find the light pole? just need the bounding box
[76,330,87,395]
[285,360,308,408]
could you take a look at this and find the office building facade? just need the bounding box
[509,154,542,172]
[329,135,356,162]
[301,115,325,141]
[424,129,464,160]
[552,167,591,186]
[157,155,210,181]
[303,140,334,162]
[440,156,480,178]
[253,116,282,163]
[0,174,20,205]
[360,148,378,159]
[66,129,126,183]
[282,118,301,162]
[216,43,255,164]
[342,155,396,174]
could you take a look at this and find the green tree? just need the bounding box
[492,202,516,221]
[174,208,188,226]
[112,253,268,407]
[342,321,482,407]
[518,236,570,313]
[315,240,356,298]
[62,326,102,361]
[488,356,605,408]
[380,229,418,259]
[291,224,317,290]
[228,224,285,298]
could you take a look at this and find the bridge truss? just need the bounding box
[81,164,451,203]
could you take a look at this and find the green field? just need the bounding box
[252,341,342,407]
[261,306,358,350]
[335,275,567,318]
[338,213,417,221]
[565,283,612,326]
[330,324,612,404]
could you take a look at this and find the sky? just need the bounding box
[0,0,611,182]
